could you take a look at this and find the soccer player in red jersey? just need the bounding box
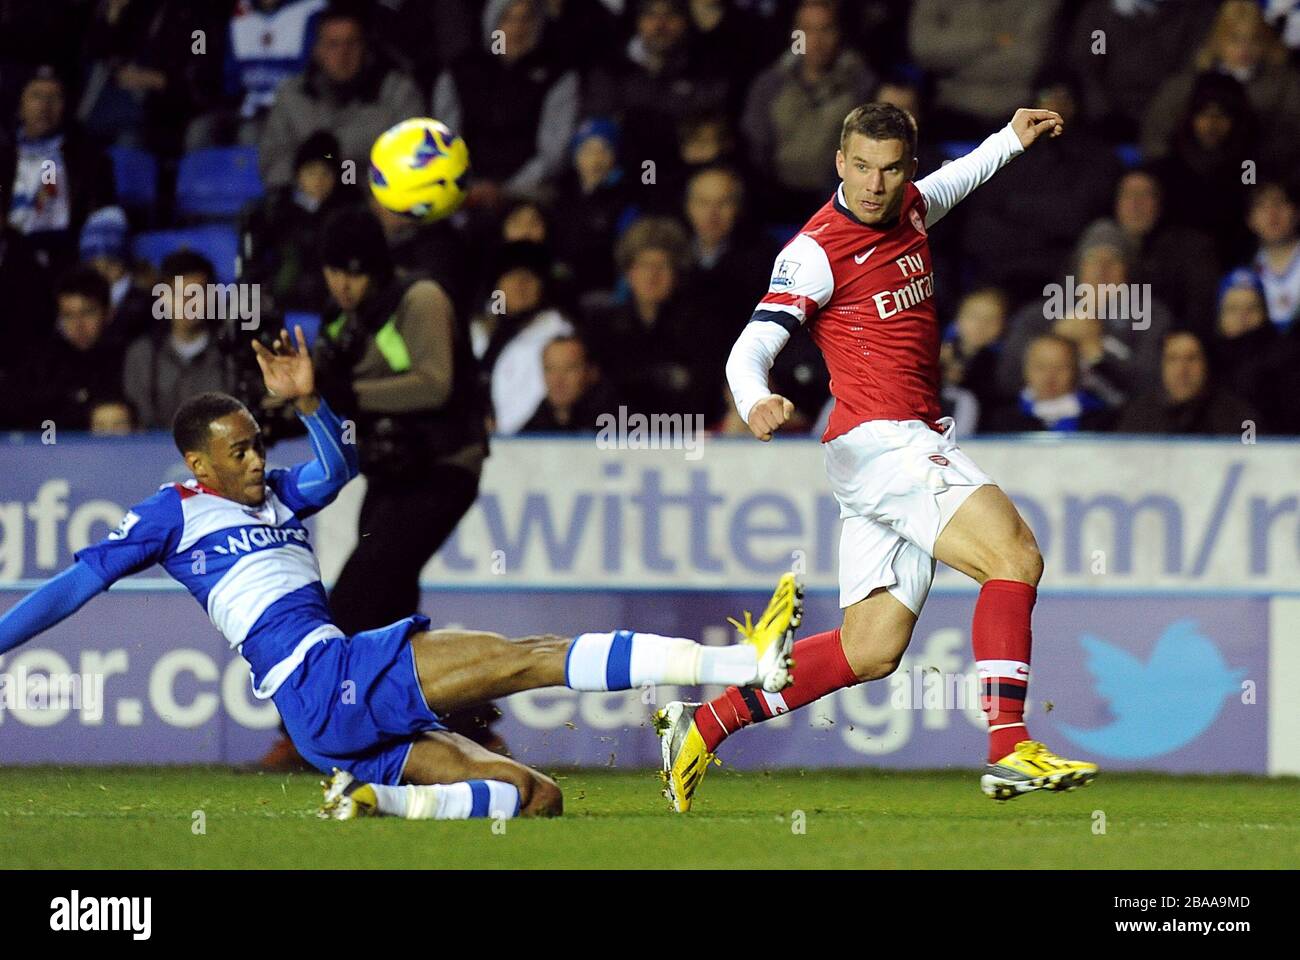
[655,103,1100,809]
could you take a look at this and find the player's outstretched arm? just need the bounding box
[276,396,359,517]
[1007,107,1065,150]
[915,108,1063,228]
[0,562,108,655]
[2,486,179,654]
[253,326,359,514]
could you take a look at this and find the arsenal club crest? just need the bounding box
[909,207,926,236]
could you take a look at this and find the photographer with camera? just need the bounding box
[306,206,500,747]
[314,205,487,613]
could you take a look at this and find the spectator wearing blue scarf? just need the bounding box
[984,334,1114,433]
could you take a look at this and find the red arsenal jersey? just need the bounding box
[735,123,1024,442]
[753,182,941,441]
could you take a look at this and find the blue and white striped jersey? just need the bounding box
[225,0,326,117]
[74,401,357,699]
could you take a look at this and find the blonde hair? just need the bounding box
[1196,0,1288,71]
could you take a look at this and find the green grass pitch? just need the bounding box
[2,766,1296,869]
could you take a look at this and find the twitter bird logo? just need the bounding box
[1054,619,1244,759]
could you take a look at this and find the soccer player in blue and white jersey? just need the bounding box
[0,326,801,821]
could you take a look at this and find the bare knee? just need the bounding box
[856,652,902,682]
[840,615,908,682]
[984,528,1043,585]
[519,773,562,818]
[940,487,1045,586]
[1021,543,1045,584]
[498,765,562,817]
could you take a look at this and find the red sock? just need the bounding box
[694,629,858,752]
[972,579,1036,763]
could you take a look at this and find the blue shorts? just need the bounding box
[272,614,445,785]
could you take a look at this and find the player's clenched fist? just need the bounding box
[1009,108,1064,149]
[747,394,795,441]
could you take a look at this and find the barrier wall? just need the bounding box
[2,434,1298,774]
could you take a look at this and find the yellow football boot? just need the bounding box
[653,573,805,812]
[981,740,1100,800]
[653,701,718,813]
[728,571,804,693]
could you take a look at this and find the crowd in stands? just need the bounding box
[1,0,1298,440]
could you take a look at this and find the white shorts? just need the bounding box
[824,417,993,614]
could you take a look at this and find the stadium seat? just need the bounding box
[765,223,801,248]
[1115,143,1143,168]
[107,145,159,212]
[133,225,240,283]
[284,311,322,348]
[938,141,979,162]
[175,146,265,219]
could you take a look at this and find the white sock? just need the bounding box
[368,780,521,820]
[565,631,759,690]
[695,644,762,685]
